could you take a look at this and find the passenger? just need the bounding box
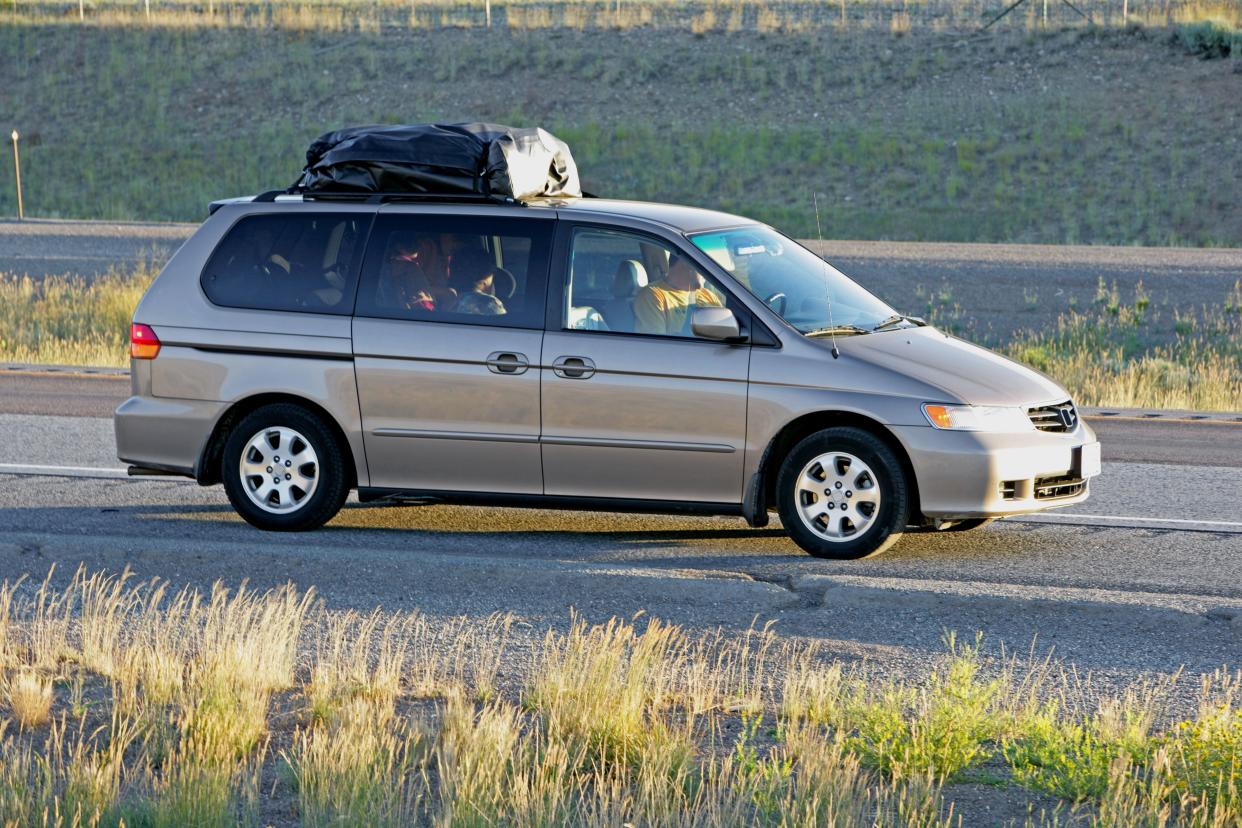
[632,251,721,335]
[377,236,436,312]
[447,248,506,316]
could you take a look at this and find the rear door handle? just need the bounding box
[552,355,596,379]
[485,351,529,375]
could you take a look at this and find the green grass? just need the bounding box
[1,18,1239,243]
[0,567,1238,825]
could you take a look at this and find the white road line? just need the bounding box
[0,463,130,479]
[1020,513,1242,529]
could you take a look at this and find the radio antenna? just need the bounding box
[813,193,840,359]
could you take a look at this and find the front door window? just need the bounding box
[563,227,737,338]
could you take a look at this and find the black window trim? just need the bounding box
[351,212,554,333]
[545,219,776,346]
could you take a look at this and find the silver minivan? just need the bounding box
[116,193,1100,559]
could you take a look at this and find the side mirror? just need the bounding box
[691,306,744,342]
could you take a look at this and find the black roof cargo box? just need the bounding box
[293,122,582,201]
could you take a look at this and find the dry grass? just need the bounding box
[3,669,53,729]
[0,261,157,368]
[4,0,1237,33]
[0,565,1234,824]
[999,281,1242,411]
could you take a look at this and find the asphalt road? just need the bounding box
[0,372,1239,694]
[0,218,195,280]
[4,219,1240,340]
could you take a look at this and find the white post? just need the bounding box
[10,130,24,221]
[1123,0,1128,25]
[485,0,491,27]
[78,0,83,19]
[144,0,150,21]
[1042,0,1047,25]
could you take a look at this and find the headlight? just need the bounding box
[922,403,1033,433]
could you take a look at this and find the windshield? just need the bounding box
[689,226,898,334]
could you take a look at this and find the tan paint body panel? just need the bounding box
[353,319,544,493]
[540,330,749,502]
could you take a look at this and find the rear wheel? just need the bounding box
[222,404,349,531]
[776,427,908,559]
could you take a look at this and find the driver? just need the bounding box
[632,251,722,335]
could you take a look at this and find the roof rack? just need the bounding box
[251,189,524,207]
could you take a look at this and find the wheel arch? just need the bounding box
[751,410,922,527]
[195,393,359,489]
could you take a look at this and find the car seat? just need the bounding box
[601,259,647,333]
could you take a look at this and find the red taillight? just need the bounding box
[130,323,161,359]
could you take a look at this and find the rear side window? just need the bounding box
[354,214,552,330]
[200,213,370,315]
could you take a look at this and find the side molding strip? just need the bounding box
[371,428,539,444]
[370,430,736,454]
[540,435,736,453]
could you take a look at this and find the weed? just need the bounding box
[840,633,1008,781]
[1004,695,1158,801]
[1177,18,1240,57]
[5,668,54,728]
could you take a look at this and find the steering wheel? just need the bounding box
[763,291,787,316]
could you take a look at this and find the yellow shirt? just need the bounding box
[632,281,723,335]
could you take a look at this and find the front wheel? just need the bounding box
[775,427,908,559]
[222,404,349,531]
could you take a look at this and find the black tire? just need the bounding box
[775,427,908,560]
[221,403,349,531]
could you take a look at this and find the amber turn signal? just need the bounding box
[922,404,953,429]
[130,323,161,359]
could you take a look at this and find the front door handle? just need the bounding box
[552,355,596,379]
[485,351,529,375]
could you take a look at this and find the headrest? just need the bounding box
[612,259,648,298]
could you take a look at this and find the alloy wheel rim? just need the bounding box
[239,426,319,514]
[794,451,881,542]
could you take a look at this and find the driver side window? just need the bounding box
[563,227,731,338]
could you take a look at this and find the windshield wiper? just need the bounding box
[803,325,870,338]
[871,314,927,332]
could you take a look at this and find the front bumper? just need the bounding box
[890,421,1099,519]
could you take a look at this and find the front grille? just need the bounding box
[998,480,1019,500]
[1028,400,1078,433]
[1034,474,1086,500]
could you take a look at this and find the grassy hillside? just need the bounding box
[1,15,1240,242]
